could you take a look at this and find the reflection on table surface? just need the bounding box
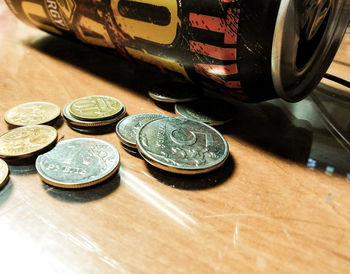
[0,4,350,273]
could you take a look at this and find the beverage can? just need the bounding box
[5,0,349,102]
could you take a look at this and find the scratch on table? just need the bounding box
[325,192,332,203]
[206,212,298,248]
[232,222,239,248]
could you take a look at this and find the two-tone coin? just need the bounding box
[175,97,235,126]
[4,101,61,127]
[116,113,168,149]
[0,125,58,159]
[136,117,229,174]
[0,159,9,189]
[148,82,203,103]
[36,138,120,188]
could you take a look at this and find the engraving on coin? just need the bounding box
[69,95,125,121]
[0,125,58,159]
[63,101,126,127]
[148,82,203,103]
[175,97,235,126]
[4,101,61,126]
[0,159,9,189]
[116,113,167,148]
[136,117,229,174]
[36,138,120,188]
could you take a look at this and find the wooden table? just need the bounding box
[1,3,350,273]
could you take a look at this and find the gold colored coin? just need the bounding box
[0,125,58,159]
[69,95,125,121]
[0,159,9,189]
[4,101,61,127]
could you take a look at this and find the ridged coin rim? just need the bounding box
[63,101,126,127]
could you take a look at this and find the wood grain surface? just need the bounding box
[0,3,350,273]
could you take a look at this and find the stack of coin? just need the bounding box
[148,81,203,104]
[4,101,61,127]
[115,113,168,154]
[63,95,126,133]
[135,116,229,175]
[175,96,235,126]
[36,138,120,188]
[0,125,58,162]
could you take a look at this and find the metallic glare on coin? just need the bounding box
[36,138,120,188]
[136,117,229,174]
[116,113,167,148]
[0,125,58,159]
[69,95,125,121]
[4,101,61,127]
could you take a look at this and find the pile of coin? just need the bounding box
[116,114,229,174]
[148,81,203,103]
[148,82,235,126]
[63,95,126,133]
[0,101,62,189]
[0,89,231,190]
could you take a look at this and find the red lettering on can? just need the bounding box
[189,8,239,44]
[190,41,236,60]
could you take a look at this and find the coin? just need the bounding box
[0,159,9,189]
[116,113,168,148]
[136,117,229,174]
[69,95,125,121]
[36,138,120,188]
[175,97,235,126]
[63,101,126,127]
[0,125,58,159]
[4,101,61,127]
[148,82,203,103]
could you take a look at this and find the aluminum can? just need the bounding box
[5,0,349,102]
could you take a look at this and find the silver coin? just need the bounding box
[136,117,229,174]
[148,82,203,103]
[63,101,126,127]
[175,97,235,126]
[36,138,120,188]
[116,113,168,148]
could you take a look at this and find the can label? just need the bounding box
[5,0,255,99]
[5,0,348,102]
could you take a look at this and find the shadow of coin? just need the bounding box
[121,143,142,158]
[0,179,13,206]
[8,164,37,175]
[146,154,235,190]
[154,101,175,113]
[50,116,64,129]
[42,172,121,203]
